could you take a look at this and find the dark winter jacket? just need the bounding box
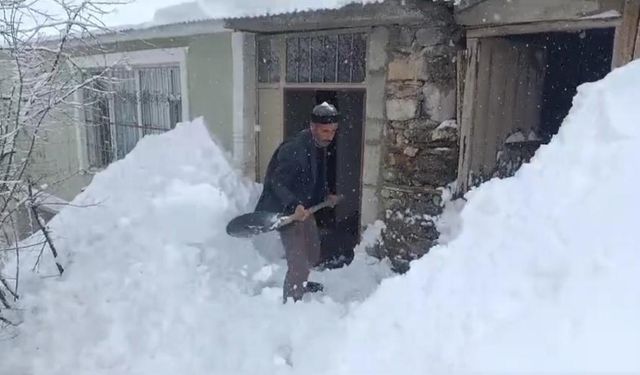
[255,129,328,214]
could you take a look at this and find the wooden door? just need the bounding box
[457,37,547,193]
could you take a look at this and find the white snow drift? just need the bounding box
[2,60,640,374]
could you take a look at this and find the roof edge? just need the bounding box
[224,0,453,33]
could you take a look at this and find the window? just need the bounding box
[83,65,182,168]
[257,37,281,83]
[285,33,366,84]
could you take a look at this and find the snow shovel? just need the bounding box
[226,196,342,238]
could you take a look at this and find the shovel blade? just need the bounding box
[226,211,283,238]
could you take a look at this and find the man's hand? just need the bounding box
[327,194,341,208]
[292,204,310,222]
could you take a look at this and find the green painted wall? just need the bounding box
[187,33,235,151]
[7,31,236,206]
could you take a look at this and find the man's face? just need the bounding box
[310,122,338,147]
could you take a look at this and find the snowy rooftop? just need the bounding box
[102,0,388,31]
[224,0,453,33]
[56,0,454,47]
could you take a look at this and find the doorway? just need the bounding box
[283,88,365,267]
[536,28,615,140]
[458,27,615,193]
[505,28,615,142]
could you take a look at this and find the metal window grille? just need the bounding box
[285,33,366,83]
[257,37,281,83]
[83,65,182,168]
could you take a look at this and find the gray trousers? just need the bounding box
[279,216,321,302]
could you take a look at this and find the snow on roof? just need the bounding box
[224,0,455,33]
[61,0,388,45]
[105,0,386,31]
[44,0,455,47]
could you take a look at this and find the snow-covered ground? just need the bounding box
[1,59,640,374]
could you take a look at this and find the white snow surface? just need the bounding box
[102,0,384,29]
[28,0,387,32]
[0,117,394,375]
[3,60,640,374]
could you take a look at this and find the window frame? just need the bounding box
[72,48,189,171]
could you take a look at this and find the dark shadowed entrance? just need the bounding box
[283,89,365,267]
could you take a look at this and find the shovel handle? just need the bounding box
[276,195,344,228]
[308,196,339,213]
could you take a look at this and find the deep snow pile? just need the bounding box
[0,118,393,374]
[3,60,640,374]
[316,61,640,373]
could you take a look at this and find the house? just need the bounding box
[23,18,257,202]
[454,0,640,193]
[224,0,461,270]
[0,15,260,238]
[12,0,640,269]
[224,0,640,271]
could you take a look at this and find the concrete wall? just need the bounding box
[21,66,92,202]
[0,57,90,204]
[360,27,388,228]
[188,31,255,175]
[187,32,235,152]
[6,30,245,208]
[231,32,257,178]
[29,104,92,202]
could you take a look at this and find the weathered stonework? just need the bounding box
[387,54,427,81]
[375,18,462,273]
[386,98,419,121]
[423,84,456,123]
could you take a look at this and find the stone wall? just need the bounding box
[375,22,462,272]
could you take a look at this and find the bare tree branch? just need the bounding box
[0,315,16,327]
[27,183,63,275]
[0,276,18,301]
[0,0,128,324]
[0,285,10,309]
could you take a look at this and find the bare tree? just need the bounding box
[0,0,128,327]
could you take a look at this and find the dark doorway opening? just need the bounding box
[283,89,365,268]
[458,27,615,193]
[514,28,615,141]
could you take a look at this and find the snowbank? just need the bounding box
[0,118,392,374]
[315,60,640,374]
[3,59,640,374]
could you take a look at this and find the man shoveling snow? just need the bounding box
[253,102,342,303]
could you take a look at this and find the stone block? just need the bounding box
[430,120,458,144]
[422,83,456,123]
[402,127,431,144]
[388,55,426,81]
[403,146,419,157]
[415,27,447,47]
[378,187,443,271]
[414,147,459,186]
[389,26,416,50]
[386,81,424,99]
[386,98,418,121]
[420,54,456,82]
